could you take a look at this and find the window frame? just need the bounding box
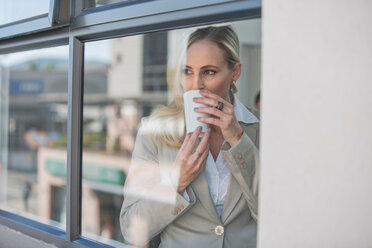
[0,0,261,247]
[0,0,70,40]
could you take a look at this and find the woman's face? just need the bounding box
[182,39,241,101]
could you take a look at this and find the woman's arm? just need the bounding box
[119,122,191,246]
[193,90,260,221]
[221,124,260,222]
[120,119,210,246]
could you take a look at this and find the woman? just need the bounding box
[120,26,259,248]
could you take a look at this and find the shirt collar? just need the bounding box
[233,95,259,124]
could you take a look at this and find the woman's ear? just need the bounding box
[232,62,242,81]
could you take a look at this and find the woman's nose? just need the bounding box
[190,75,204,90]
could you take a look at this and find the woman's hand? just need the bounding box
[194,89,243,146]
[173,126,210,194]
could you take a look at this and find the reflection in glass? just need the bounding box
[81,19,261,246]
[0,0,49,26]
[0,46,69,229]
[85,0,133,10]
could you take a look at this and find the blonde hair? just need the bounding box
[149,25,240,148]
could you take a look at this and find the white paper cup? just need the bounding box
[183,90,209,135]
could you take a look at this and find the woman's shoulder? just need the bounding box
[136,114,184,149]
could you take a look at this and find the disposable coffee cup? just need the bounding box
[183,90,209,135]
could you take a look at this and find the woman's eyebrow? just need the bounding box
[201,65,219,69]
[183,65,219,69]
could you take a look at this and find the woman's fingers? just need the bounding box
[192,144,209,175]
[194,97,228,109]
[197,116,224,128]
[197,90,233,108]
[177,129,210,193]
[180,133,191,151]
[183,126,202,155]
[195,106,233,118]
[193,127,211,158]
[189,128,210,173]
[200,145,209,162]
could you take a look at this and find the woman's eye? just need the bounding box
[204,70,216,75]
[183,68,192,75]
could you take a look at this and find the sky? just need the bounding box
[0,0,111,67]
[0,0,49,25]
[1,41,111,67]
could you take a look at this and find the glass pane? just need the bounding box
[0,0,50,26]
[84,0,135,9]
[0,46,69,230]
[82,19,261,247]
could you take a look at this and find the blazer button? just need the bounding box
[236,153,243,159]
[214,225,224,236]
[172,206,181,215]
[239,160,247,169]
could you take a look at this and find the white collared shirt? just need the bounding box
[184,95,259,216]
[205,151,230,216]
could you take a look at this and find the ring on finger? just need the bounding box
[216,101,224,111]
[194,151,202,158]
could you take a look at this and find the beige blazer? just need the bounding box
[120,120,259,248]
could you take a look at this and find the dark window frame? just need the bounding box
[0,0,261,247]
[0,0,70,40]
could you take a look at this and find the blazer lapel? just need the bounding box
[189,123,257,224]
[190,169,221,222]
[221,123,256,223]
[239,122,257,145]
[221,175,242,223]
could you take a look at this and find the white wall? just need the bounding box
[259,1,372,247]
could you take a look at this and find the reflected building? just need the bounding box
[34,32,170,244]
[7,58,108,171]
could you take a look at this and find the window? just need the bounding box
[84,0,135,10]
[0,0,50,26]
[0,46,69,230]
[81,19,261,246]
[0,0,69,39]
[143,32,168,92]
[0,0,261,247]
